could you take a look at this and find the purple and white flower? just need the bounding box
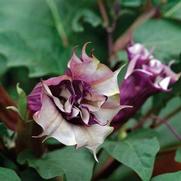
[112,43,180,123]
[28,44,126,160]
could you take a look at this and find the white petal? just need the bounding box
[68,51,82,68]
[72,124,113,161]
[158,77,171,90]
[60,87,71,99]
[71,107,80,117]
[92,94,120,125]
[41,81,64,112]
[82,94,106,112]
[80,107,90,125]
[92,67,122,96]
[33,93,76,145]
[125,55,139,79]
[64,99,72,113]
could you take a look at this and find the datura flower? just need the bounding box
[113,43,180,123]
[28,44,125,161]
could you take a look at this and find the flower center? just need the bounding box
[49,79,97,125]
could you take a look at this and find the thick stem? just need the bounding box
[112,8,156,54]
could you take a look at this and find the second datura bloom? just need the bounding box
[28,44,125,160]
[113,43,180,123]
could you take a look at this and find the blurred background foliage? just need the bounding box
[0,0,180,181]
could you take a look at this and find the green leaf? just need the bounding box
[0,153,17,170]
[153,0,181,20]
[0,54,7,77]
[16,83,27,120]
[103,137,160,181]
[107,165,140,181]
[0,123,8,137]
[155,97,181,148]
[126,128,159,140]
[175,147,181,163]
[0,0,106,77]
[151,171,181,181]
[0,167,21,181]
[134,19,181,61]
[119,0,145,7]
[72,9,101,32]
[20,168,45,181]
[164,1,181,20]
[0,0,69,77]
[17,147,94,181]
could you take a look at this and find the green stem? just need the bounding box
[46,0,68,47]
[154,105,181,127]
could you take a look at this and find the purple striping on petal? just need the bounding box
[112,43,180,124]
[28,75,70,114]
[49,80,73,97]
[28,44,122,160]
[28,84,42,113]
[112,71,159,123]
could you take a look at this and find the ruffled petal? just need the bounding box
[72,124,113,161]
[163,65,181,84]
[33,91,113,160]
[92,68,121,96]
[158,76,171,90]
[124,55,139,79]
[92,94,123,125]
[82,92,107,112]
[80,107,90,125]
[28,75,70,113]
[67,45,114,85]
[127,43,151,61]
[41,82,64,112]
[33,93,76,145]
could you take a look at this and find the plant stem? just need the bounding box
[97,0,119,66]
[112,8,156,54]
[132,107,154,130]
[97,0,109,28]
[154,105,181,127]
[46,0,68,47]
[151,114,181,141]
[165,122,181,141]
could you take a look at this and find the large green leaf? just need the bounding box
[0,54,7,77]
[151,171,181,181]
[0,0,69,77]
[134,19,181,61]
[72,9,101,32]
[17,147,94,181]
[103,137,160,181]
[175,147,181,163]
[0,0,105,77]
[0,167,21,181]
[106,165,140,181]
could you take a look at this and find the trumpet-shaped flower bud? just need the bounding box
[28,44,125,160]
[112,43,180,123]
